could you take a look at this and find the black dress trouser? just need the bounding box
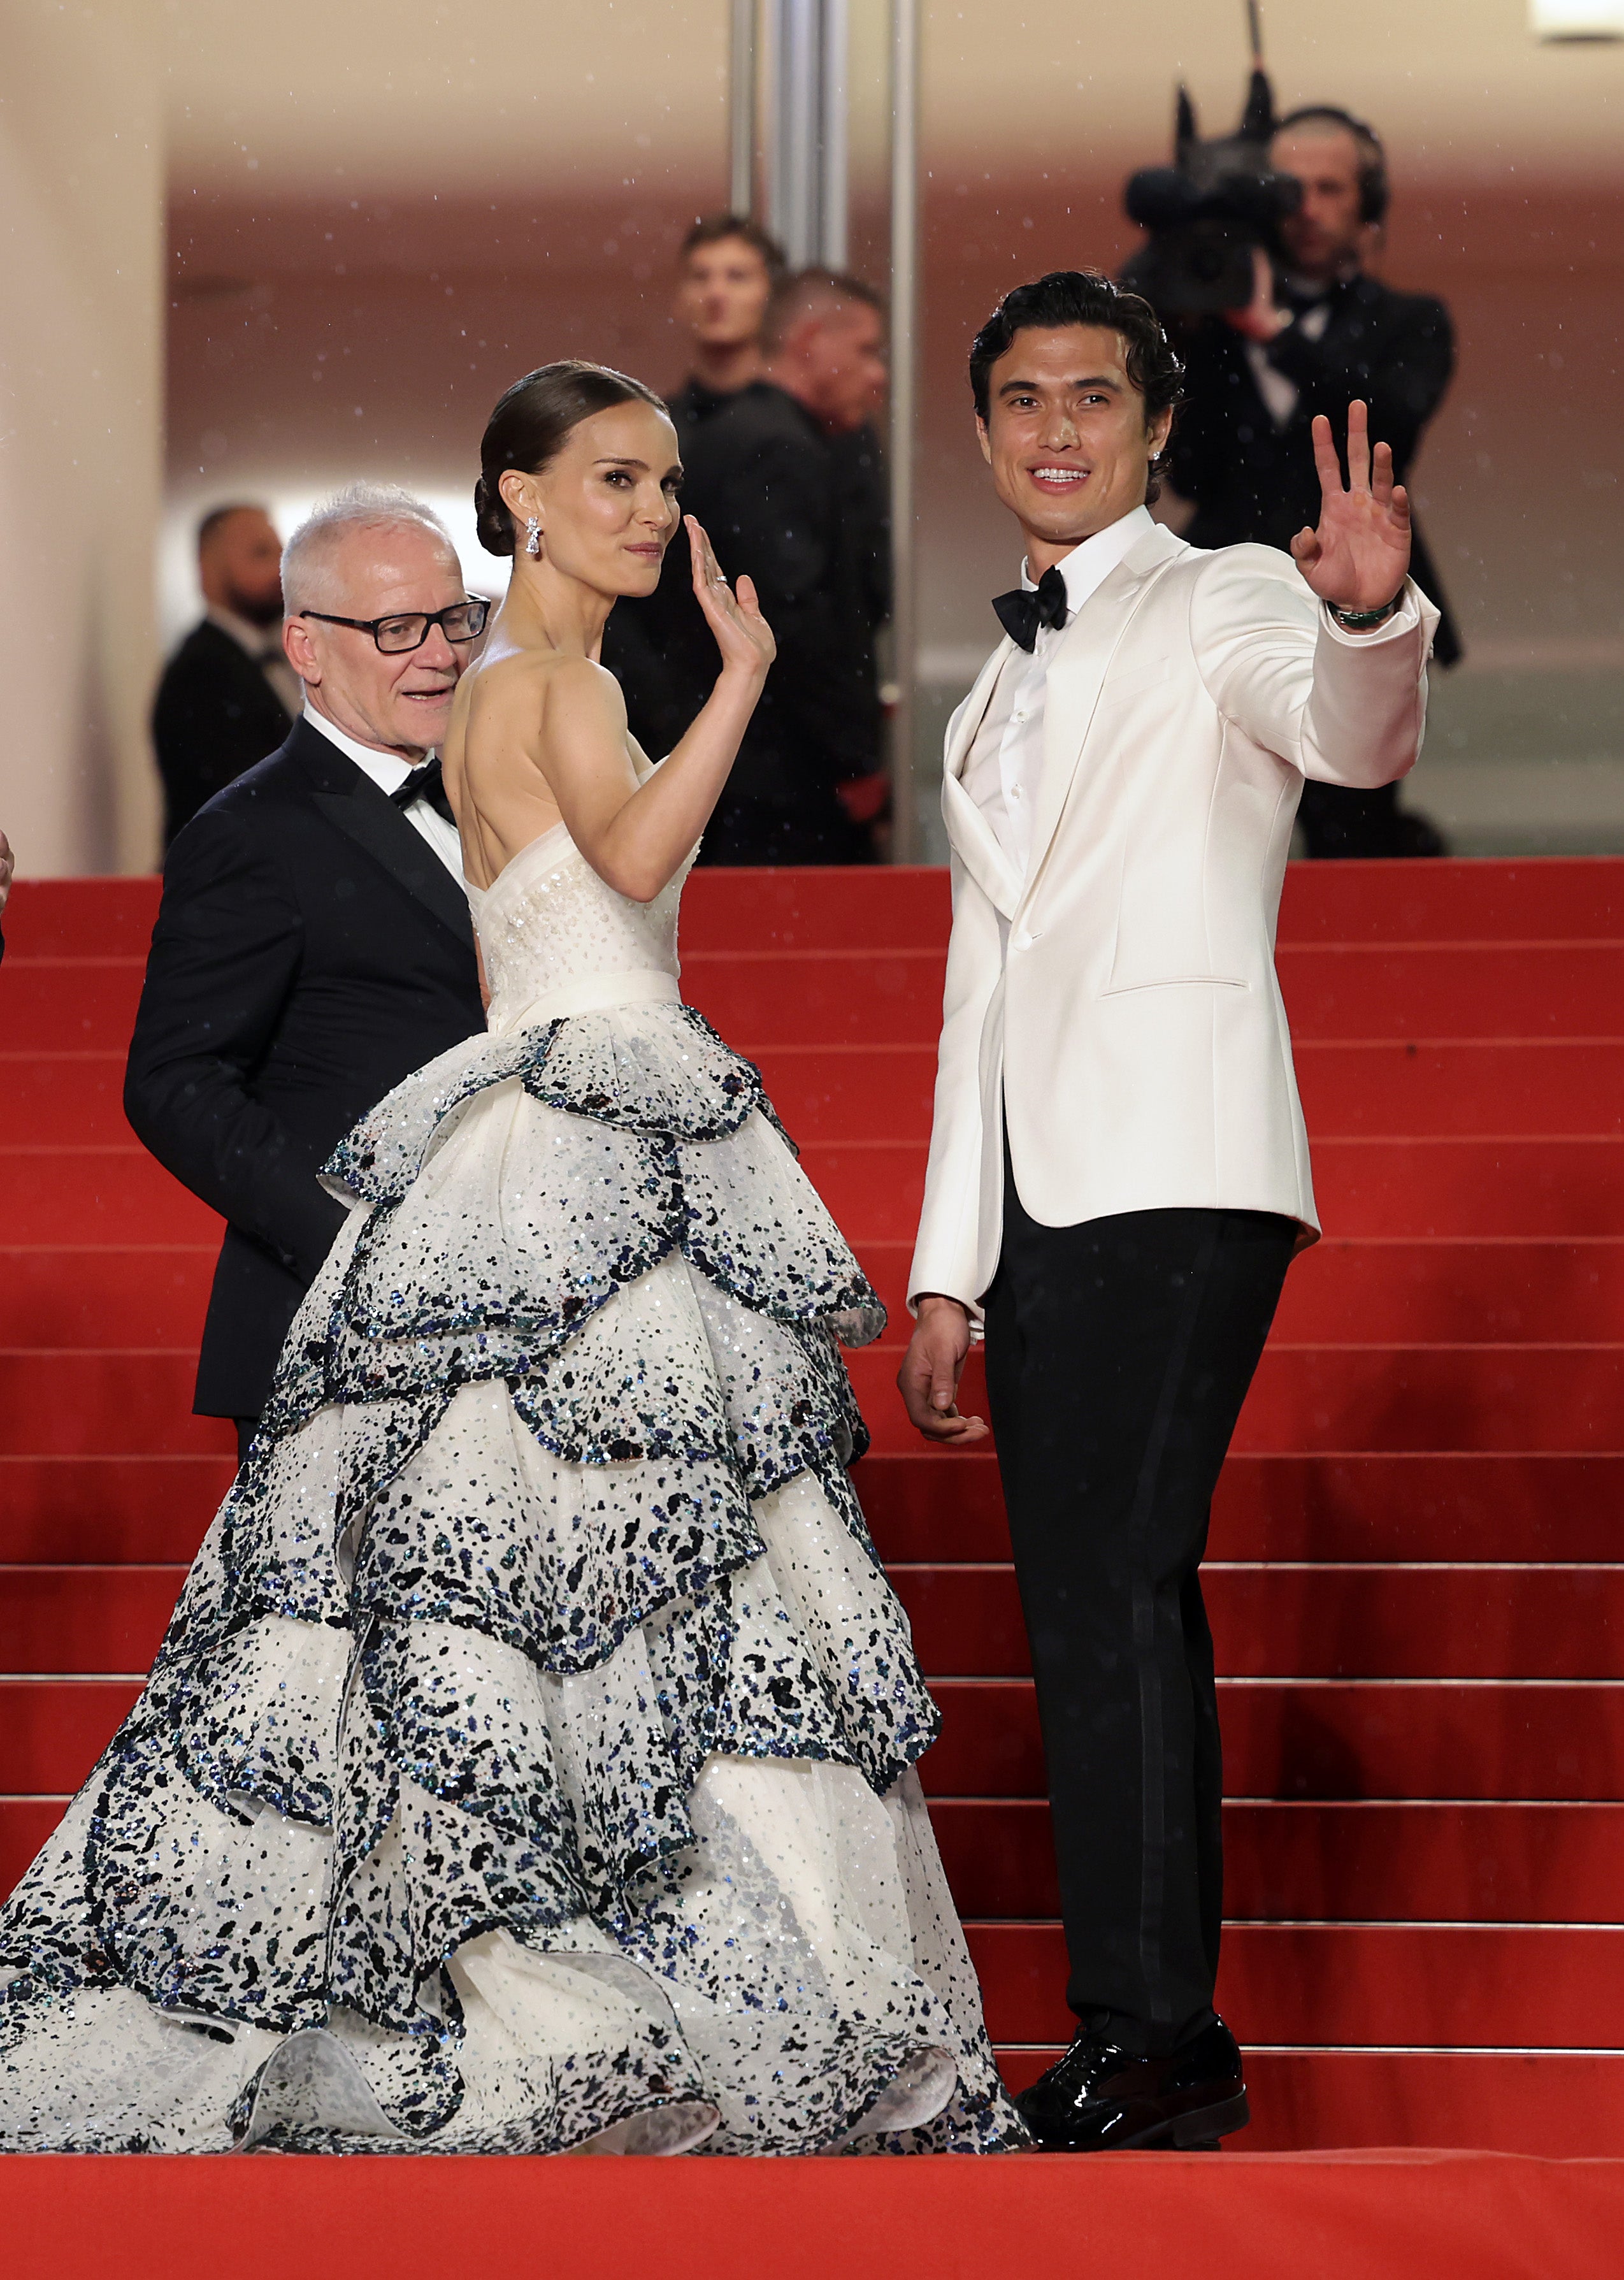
[982,1174,1297,2056]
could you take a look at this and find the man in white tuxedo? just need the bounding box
[898,270,1437,2151]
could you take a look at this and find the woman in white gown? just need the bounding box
[0,362,1024,2158]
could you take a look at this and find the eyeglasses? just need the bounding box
[299,598,491,654]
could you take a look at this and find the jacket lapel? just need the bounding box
[1022,524,1187,899]
[291,719,475,945]
[939,640,1024,920]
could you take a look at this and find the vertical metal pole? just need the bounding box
[729,0,757,218]
[887,0,920,860]
[766,0,817,264]
[819,0,849,270]
[763,0,847,267]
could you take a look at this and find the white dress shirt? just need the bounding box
[961,505,1155,876]
[206,603,303,720]
[301,702,468,885]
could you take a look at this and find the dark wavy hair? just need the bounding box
[968,271,1184,501]
[680,211,787,275]
[474,361,668,556]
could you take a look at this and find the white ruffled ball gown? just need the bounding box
[0,820,1026,2158]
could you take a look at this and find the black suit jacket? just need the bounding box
[1167,273,1462,664]
[152,619,294,844]
[125,718,485,1418]
[601,380,888,820]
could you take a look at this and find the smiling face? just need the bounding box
[977,324,1173,572]
[283,519,471,760]
[675,233,774,354]
[499,399,682,601]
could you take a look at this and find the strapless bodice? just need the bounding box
[468,823,690,1037]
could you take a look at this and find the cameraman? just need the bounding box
[1166,106,1458,857]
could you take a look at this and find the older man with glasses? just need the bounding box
[126,484,489,1462]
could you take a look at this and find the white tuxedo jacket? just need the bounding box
[908,521,1439,1311]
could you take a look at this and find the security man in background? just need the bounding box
[600,215,786,768]
[605,266,891,863]
[1165,105,1458,857]
[153,504,299,844]
[668,212,786,415]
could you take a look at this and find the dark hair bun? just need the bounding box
[473,361,668,559]
[473,472,513,558]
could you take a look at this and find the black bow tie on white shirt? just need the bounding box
[992,563,1069,653]
[387,756,457,828]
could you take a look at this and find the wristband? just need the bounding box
[1328,589,1406,631]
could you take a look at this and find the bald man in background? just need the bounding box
[154,504,300,844]
[1164,106,1456,856]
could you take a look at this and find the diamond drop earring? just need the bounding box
[524,516,542,557]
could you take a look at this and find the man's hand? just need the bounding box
[835,771,890,826]
[1291,400,1412,614]
[1223,247,1290,346]
[897,1294,989,1445]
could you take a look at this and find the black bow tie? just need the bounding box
[389,756,457,828]
[993,564,1069,652]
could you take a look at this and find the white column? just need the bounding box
[0,0,163,876]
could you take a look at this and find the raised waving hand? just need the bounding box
[1290,400,1411,615]
[687,515,776,677]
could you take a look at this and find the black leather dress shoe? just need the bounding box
[1014,2016,1250,2151]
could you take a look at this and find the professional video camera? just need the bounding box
[1119,4,1300,317]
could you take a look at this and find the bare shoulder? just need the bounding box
[462,647,624,731]
[535,652,627,717]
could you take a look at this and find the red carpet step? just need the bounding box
[931,1798,1624,1924]
[4,2146,1622,2280]
[13,937,1624,1055]
[919,1678,1624,1801]
[852,1234,1624,1345]
[8,1673,1621,1808]
[11,1559,1624,1682]
[858,1448,1624,1564]
[3,857,1623,2161]
[972,1919,1624,2051]
[20,1034,1614,1152]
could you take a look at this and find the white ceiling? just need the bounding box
[162,0,1624,196]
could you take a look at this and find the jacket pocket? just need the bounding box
[1097,974,1249,997]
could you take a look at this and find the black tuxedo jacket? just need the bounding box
[152,619,294,844]
[601,380,888,818]
[125,718,485,1419]
[1168,273,1462,665]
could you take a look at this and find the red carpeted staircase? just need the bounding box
[3,858,1623,2160]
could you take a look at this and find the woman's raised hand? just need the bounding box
[687,516,775,682]
[1290,400,1412,614]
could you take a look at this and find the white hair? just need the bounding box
[281,482,458,616]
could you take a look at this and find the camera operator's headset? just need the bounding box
[1275,105,1390,227]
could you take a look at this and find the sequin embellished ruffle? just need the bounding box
[0,986,1023,2160]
